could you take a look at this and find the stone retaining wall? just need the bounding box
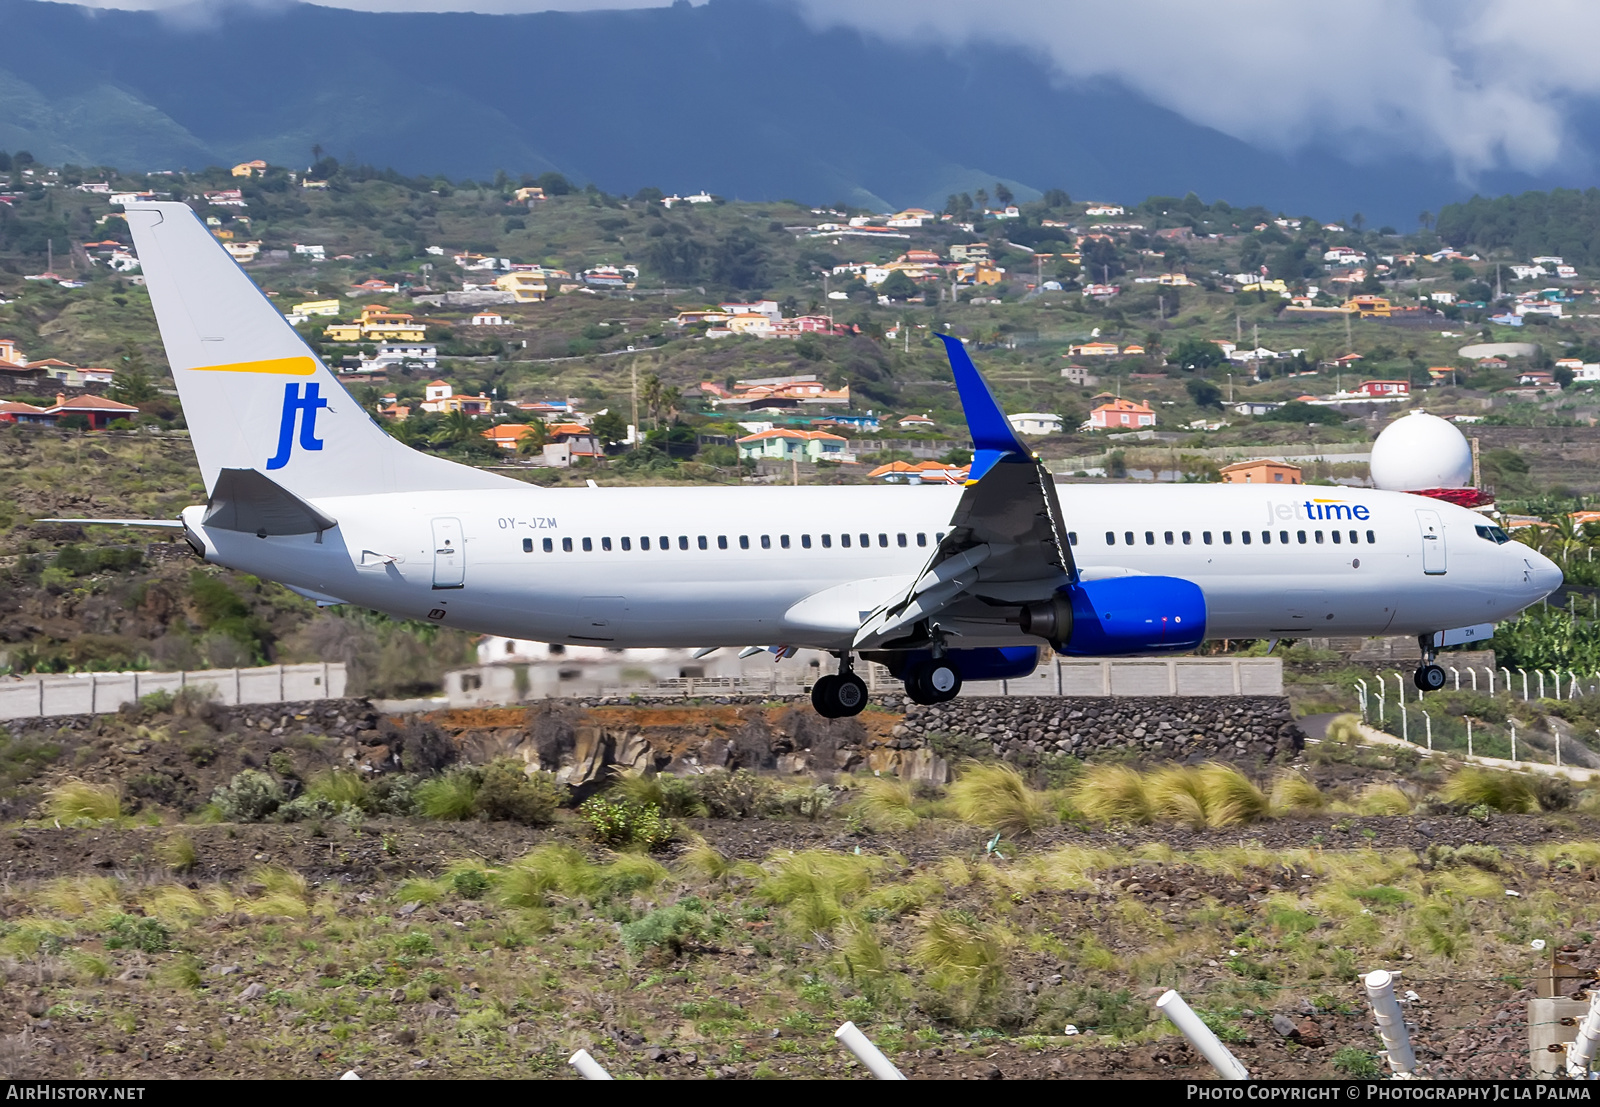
[895,695,1303,768]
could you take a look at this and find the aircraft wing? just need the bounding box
[854,335,1074,649]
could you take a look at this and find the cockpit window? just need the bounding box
[1475,525,1511,545]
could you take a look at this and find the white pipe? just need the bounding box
[1363,970,1416,1077]
[1450,667,1459,691]
[1356,679,1369,721]
[1156,989,1249,1079]
[834,1021,906,1079]
[569,1049,613,1080]
[1568,989,1600,1077]
[1469,667,1478,692]
[1422,711,1431,751]
[1466,718,1473,757]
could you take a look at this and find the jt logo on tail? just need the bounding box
[267,382,328,470]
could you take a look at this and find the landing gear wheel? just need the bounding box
[1414,663,1446,692]
[908,658,962,704]
[811,674,843,718]
[832,673,869,717]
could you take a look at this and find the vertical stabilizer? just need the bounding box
[124,201,517,499]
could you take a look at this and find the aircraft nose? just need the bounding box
[1525,550,1564,598]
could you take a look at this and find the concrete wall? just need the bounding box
[443,656,1279,706]
[0,663,347,721]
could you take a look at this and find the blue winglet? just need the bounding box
[937,333,1030,482]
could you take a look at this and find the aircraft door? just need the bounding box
[431,518,465,589]
[1416,509,1446,575]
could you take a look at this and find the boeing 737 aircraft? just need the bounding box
[63,202,1561,718]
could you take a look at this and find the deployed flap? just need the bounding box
[855,338,1074,648]
[202,468,339,536]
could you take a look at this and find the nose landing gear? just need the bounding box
[1414,634,1446,692]
[812,652,869,719]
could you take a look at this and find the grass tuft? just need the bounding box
[416,770,481,820]
[43,779,122,823]
[1269,772,1326,815]
[306,769,371,811]
[1070,764,1155,824]
[948,762,1052,836]
[158,833,199,874]
[1440,767,1539,813]
[853,776,920,832]
[1355,783,1413,816]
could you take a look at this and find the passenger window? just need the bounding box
[841,534,851,548]
[1260,531,1270,544]
[641,537,651,550]
[660,536,669,550]
[1106,531,1116,545]
[1203,531,1212,545]
[1331,530,1341,544]
[821,534,832,548]
[761,535,771,549]
[1164,531,1174,545]
[562,537,573,552]
[582,537,593,552]
[698,536,708,550]
[897,533,907,547]
[1280,531,1289,544]
[1366,530,1376,544]
[1350,530,1358,544]
[1067,532,1078,546]
[918,533,928,547]
[621,537,632,551]
[543,537,553,552]
[1182,531,1191,545]
[1222,531,1232,544]
[739,535,749,549]
[936,532,946,542]
[602,537,612,551]
[781,535,791,549]
[522,538,533,553]
[1145,531,1155,545]
[801,534,812,549]
[1124,531,1134,545]
[878,533,888,547]
[1242,531,1251,545]
[717,536,727,550]
[1314,531,1323,544]
[1296,531,1306,544]
[679,536,689,550]
[860,533,870,547]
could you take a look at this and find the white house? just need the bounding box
[293,243,326,261]
[1429,291,1457,304]
[719,300,782,321]
[1510,264,1547,281]
[1084,204,1124,216]
[366,343,438,370]
[471,310,506,326]
[1007,412,1063,436]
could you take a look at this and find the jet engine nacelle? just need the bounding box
[1021,576,1206,655]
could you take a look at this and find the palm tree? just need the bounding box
[515,420,548,458]
[640,374,669,430]
[1417,210,1433,231]
[431,409,474,447]
[1554,513,1583,566]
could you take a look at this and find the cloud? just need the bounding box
[789,0,1600,179]
[43,0,683,12]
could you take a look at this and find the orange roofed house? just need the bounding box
[46,393,141,429]
[1220,459,1302,485]
[1085,398,1156,430]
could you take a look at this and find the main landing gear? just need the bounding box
[904,656,962,706]
[1414,635,1446,692]
[812,653,869,719]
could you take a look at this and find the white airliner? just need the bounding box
[61,202,1561,718]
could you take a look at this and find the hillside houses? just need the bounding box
[700,375,850,411]
[324,304,427,342]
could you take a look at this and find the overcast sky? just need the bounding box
[39,0,1600,181]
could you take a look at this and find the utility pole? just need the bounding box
[630,360,638,450]
[1471,436,1481,488]
[1345,310,1353,354]
[1235,312,1241,343]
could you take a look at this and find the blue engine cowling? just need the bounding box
[880,645,1042,682]
[1021,576,1207,655]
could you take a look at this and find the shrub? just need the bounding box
[1325,714,1364,745]
[368,774,421,817]
[578,796,673,849]
[416,767,481,820]
[1332,1048,1382,1078]
[613,773,706,817]
[620,901,713,958]
[102,914,170,953]
[1440,767,1539,813]
[210,770,285,822]
[948,762,1051,836]
[158,834,198,874]
[475,758,563,824]
[691,769,777,818]
[43,779,122,823]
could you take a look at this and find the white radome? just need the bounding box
[1369,410,1474,490]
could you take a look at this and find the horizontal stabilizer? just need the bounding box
[38,517,184,529]
[202,468,338,536]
